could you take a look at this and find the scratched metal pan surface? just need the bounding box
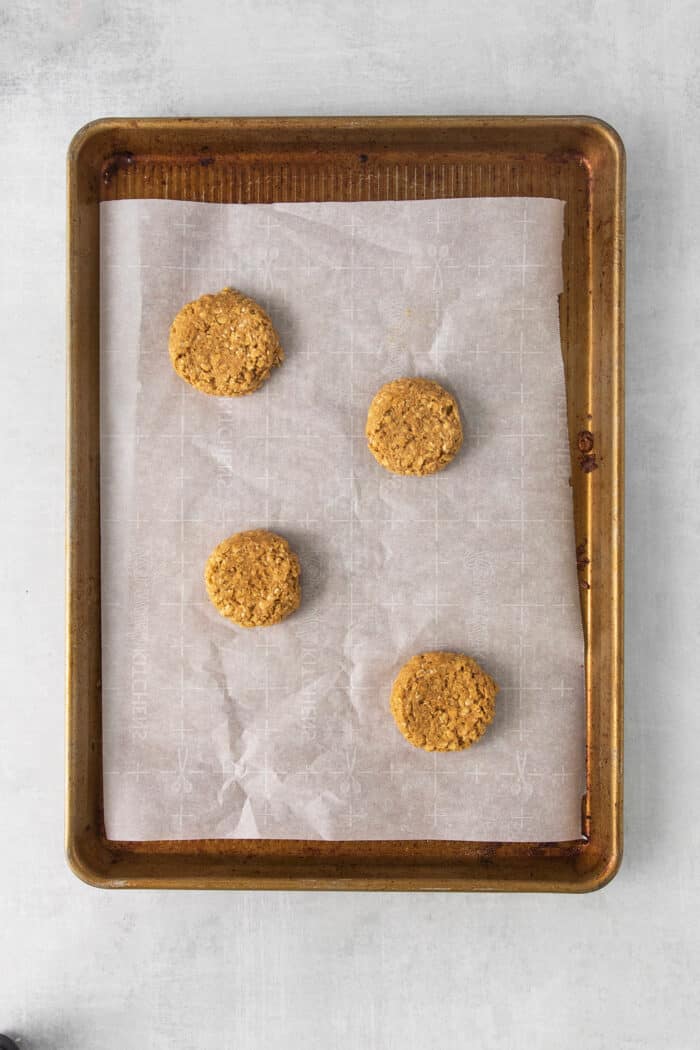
[66,116,624,891]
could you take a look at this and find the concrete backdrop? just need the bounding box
[1,1,698,1047]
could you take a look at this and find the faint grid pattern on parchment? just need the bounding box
[100,196,585,842]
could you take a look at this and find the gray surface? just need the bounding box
[0,1,698,1047]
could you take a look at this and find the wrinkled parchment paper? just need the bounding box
[100,197,585,841]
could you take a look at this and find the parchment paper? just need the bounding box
[100,196,585,841]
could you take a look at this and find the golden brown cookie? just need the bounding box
[204,529,301,628]
[390,651,497,751]
[169,288,283,396]
[365,377,463,475]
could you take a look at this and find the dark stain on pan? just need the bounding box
[478,843,499,865]
[577,430,594,453]
[102,151,135,185]
[576,430,598,472]
[546,149,593,182]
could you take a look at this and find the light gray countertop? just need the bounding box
[1,1,699,1047]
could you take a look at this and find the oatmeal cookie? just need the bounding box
[169,288,283,396]
[390,651,497,751]
[366,377,462,475]
[205,529,301,628]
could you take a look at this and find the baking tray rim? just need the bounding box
[66,114,624,892]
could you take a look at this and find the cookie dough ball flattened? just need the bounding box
[169,288,283,396]
[366,377,463,476]
[205,529,301,628]
[390,651,497,751]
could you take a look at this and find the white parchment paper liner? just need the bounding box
[100,197,585,841]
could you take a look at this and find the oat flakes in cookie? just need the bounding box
[205,529,301,628]
[390,651,497,751]
[169,287,283,396]
[366,377,463,475]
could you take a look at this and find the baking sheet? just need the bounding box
[100,196,585,842]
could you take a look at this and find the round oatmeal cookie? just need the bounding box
[390,651,497,751]
[365,377,463,475]
[204,529,301,628]
[169,288,283,396]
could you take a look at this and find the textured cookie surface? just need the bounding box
[390,651,497,751]
[205,530,301,628]
[169,288,283,396]
[365,377,463,475]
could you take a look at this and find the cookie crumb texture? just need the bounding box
[390,651,497,751]
[366,377,463,476]
[205,529,301,628]
[168,288,283,396]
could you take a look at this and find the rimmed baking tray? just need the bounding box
[66,116,624,891]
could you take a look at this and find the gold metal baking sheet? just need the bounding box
[66,116,624,890]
